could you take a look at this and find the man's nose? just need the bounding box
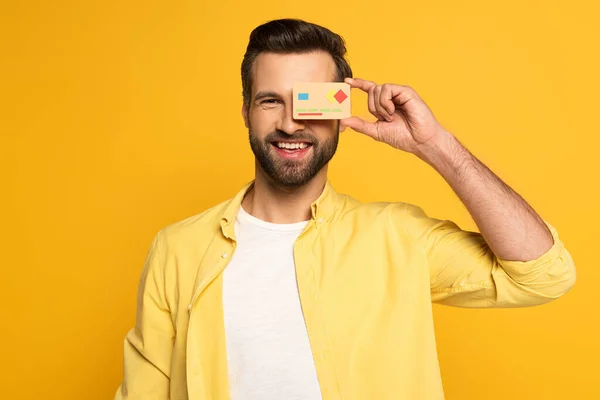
[278,104,306,134]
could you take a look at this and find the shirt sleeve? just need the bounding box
[114,231,174,399]
[401,203,577,308]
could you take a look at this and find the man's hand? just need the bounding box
[340,77,447,156]
[340,78,558,263]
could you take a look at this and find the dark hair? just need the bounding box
[241,18,353,108]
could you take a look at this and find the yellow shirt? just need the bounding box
[114,179,576,400]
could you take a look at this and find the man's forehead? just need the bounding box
[252,51,336,94]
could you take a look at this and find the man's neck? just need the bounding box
[241,170,328,224]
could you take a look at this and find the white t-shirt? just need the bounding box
[222,205,323,400]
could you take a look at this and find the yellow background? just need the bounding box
[1,0,598,398]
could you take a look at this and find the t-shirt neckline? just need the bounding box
[237,205,309,232]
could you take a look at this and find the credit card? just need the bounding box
[293,82,351,120]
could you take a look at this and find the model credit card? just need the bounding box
[293,82,351,120]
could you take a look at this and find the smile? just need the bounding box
[270,142,313,159]
[274,142,311,150]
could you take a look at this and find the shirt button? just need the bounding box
[221,252,228,258]
[188,304,192,310]
[318,218,324,223]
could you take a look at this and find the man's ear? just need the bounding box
[241,103,249,129]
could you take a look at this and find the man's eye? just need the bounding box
[261,99,279,104]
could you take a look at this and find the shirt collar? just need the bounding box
[219,179,339,238]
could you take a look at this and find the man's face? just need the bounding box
[242,51,342,187]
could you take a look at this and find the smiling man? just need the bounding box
[114,18,576,400]
[246,51,339,189]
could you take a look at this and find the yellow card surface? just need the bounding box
[293,82,351,120]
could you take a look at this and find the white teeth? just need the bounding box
[275,142,309,149]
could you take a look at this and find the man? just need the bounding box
[114,18,576,400]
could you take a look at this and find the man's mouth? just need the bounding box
[270,141,313,158]
[272,141,312,150]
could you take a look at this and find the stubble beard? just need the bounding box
[248,122,340,187]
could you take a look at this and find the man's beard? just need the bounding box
[248,123,339,187]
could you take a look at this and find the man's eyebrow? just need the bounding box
[254,91,283,102]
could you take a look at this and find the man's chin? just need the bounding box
[268,171,314,187]
[253,148,328,187]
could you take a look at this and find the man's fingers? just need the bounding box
[368,86,384,121]
[347,78,395,121]
[390,84,421,106]
[345,77,377,93]
[374,85,393,122]
[340,116,379,139]
[379,84,397,115]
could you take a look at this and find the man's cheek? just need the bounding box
[252,115,276,132]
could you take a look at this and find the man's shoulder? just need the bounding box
[340,194,424,219]
[156,197,231,246]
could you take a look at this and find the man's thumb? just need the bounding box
[340,116,377,138]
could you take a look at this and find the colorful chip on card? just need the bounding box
[293,82,351,119]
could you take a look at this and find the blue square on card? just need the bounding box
[298,93,309,100]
